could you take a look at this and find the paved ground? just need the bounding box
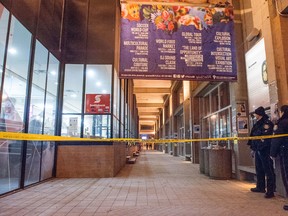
[0,150,287,216]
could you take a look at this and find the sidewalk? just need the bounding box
[0,150,287,216]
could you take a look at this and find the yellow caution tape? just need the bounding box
[0,132,287,143]
[0,132,139,142]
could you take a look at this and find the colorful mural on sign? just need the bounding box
[122,0,230,4]
[119,2,237,81]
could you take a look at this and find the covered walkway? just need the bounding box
[0,151,287,216]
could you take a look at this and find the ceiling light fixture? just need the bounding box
[8,48,17,55]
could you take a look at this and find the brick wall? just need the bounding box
[56,142,126,178]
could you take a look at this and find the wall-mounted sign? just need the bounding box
[236,102,246,117]
[85,94,110,114]
[245,38,269,112]
[193,124,200,133]
[237,116,248,134]
[119,2,237,81]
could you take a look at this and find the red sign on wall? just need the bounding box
[85,94,110,114]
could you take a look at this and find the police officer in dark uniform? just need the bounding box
[247,106,275,198]
[270,105,288,210]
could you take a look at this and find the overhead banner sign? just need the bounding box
[119,2,237,81]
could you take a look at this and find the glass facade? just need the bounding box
[61,64,113,138]
[0,13,32,194]
[201,83,231,148]
[0,5,60,194]
[0,3,126,194]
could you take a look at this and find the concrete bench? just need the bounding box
[238,165,256,181]
[133,152,140,157]
[127,157,137,164]
[126,156,131,162]
[185,155,191,161]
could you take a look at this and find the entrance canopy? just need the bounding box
[119,0,237,81]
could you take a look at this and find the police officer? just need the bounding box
[270,105,288,210]
[247,106,275,198]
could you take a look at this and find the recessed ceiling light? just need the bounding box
[87,70,94,78]
[50,70,57,76]
[8,48,17,55]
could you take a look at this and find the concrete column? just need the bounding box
[268,1,288,105]
[229,0,252,179]
[183,81,192,157]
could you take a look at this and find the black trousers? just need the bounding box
[255,150,275,194]
[280,146,288,195]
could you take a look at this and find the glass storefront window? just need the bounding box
[211,88,219,113]
[85,65,111,114]
[0,140,23,194]
[219,109,231,138]
[84,115,111,138]
[44,54,59,135]
[84,65,112,137]
[40,141,55,181]
[25,40,48,187]
[63,64,84,113]
[220,83,230,109]
[113,116,119,138]
[209,114,218,139]
[61,114,81,137]
[1,16,32,126]
[0,5,57,195]
[201,118,209,138]
[29,40,48,134]
[86,65,111,94]
[0,4,9,88]
[25,141,42,186]
[0,16,32,194]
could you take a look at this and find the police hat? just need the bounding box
[254,106,265,116]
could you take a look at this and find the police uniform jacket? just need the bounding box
[247,114,274,152]
[270,117,288,157]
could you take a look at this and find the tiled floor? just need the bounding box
[0,150,287,216]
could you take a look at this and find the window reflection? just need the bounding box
[1,16,32,125]
[25,41,48,187]
[0,15,32,194]
[44,54,59,135]
[200,83,231,148]
[63,65,84,113]
[0,5,9,88]
[29,41,48,134]
[86,65,111,94]
[61,114,81,137]
[84,115,111,138]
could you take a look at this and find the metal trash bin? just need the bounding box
[204,148,210,176]
[199,147,206,174]
[173,143,178,156]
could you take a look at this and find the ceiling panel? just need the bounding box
[133,79,171,136]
